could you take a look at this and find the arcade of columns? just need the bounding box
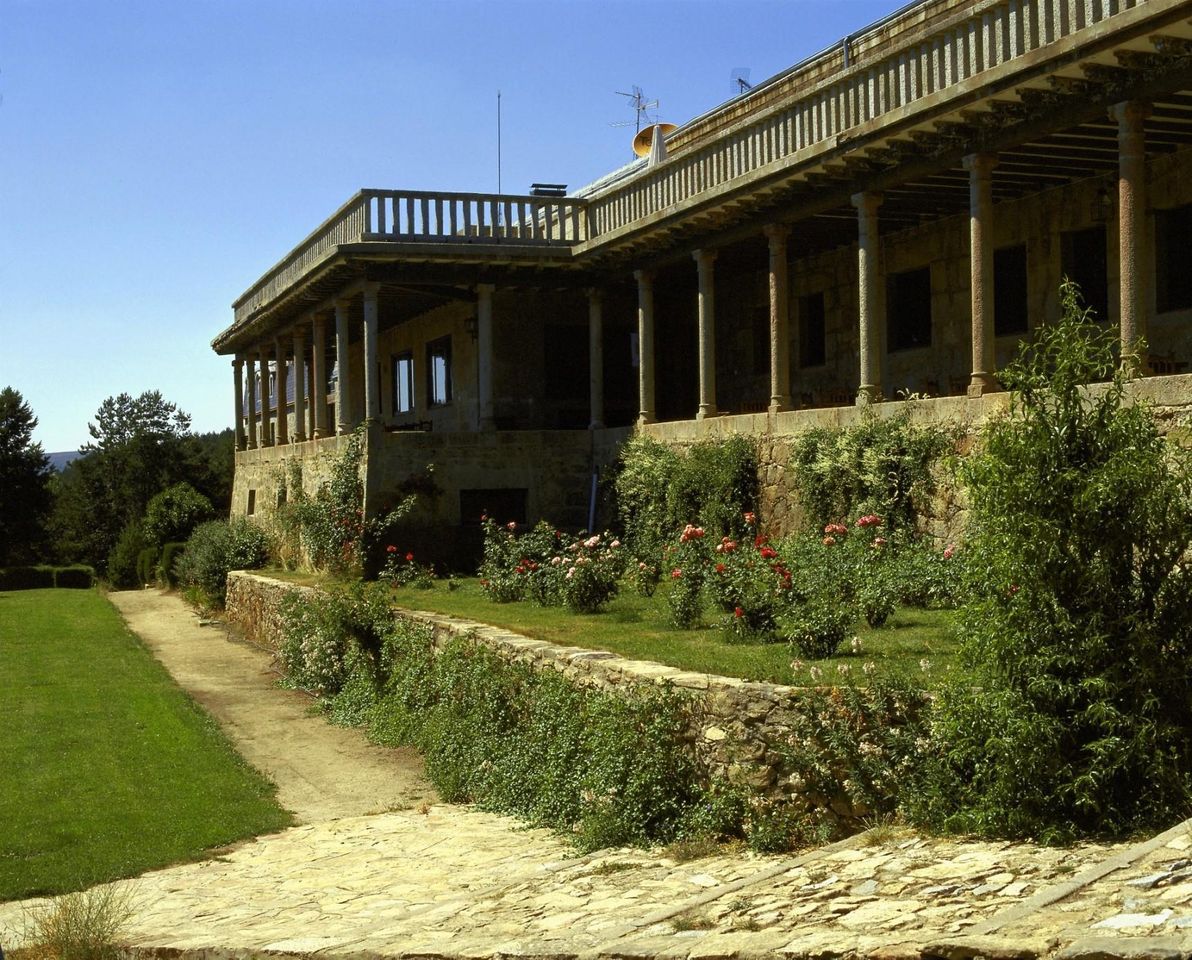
[231,99,1153,450]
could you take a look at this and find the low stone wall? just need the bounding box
[225,570,872,822]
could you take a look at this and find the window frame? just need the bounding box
[426,335,453,407]
[392,352,415,414]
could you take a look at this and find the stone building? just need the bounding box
[212,0,1192,557]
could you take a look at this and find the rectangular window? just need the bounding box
[246,490,256,516]
[392,353,414,413]
[1156,203,1192,313]
[887,266,932,352]
[798,292,826,368]
[1060,225,1108,322]
[427,336,452,406]
[994,244,1029,336]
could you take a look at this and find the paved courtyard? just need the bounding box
[2,590,1190,960]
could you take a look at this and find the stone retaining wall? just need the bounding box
[225,570,876,823]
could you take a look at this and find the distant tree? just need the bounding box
[0,387,53,564]
[51,392,196,568]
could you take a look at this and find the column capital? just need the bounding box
[763,223,790,246]
[361,282,381,303]
[334,297,352,314]
[476,282,495,296]
[851,190,883,214]
[232,355,244,369]
[585,286,603,303]
[633,268,654,285]
[962,152,999,177]
[1111,100,1152,126]
[693,248,717,268]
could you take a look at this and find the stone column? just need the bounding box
[312,315,329,439]
[362,282,381,421]
[232,356,246,451]
[274,336,289,445]
[965,154,998,396]
[1114,100,1150,375]
[635,269,657,426]
[694,249,719,420]
[765,224,792,413]
[852,191,884,404]
[477,283,495,429]
[587,288,605,429]
[245,352,258,449]
[292,328,307,442]
[334,298,351,435]
[258,349,273,446]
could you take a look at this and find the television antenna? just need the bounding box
[610,85,659,134]
[730,68,753,95]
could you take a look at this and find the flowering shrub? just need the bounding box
[478,519,624,613]
[666,524,708,628]
[706,526,795,642]
[380,545,433,589]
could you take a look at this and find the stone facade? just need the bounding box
[226,571,904,825]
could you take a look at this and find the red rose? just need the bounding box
[406,552,415,562]
[386,545,397,553]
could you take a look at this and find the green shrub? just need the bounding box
[789,407,954,532]
[0,565,55,591]
[174,518,269,607]
[142,482,214,549]
[614,434,758,563]
[54,565,95,589]
[156,542,187,587]
[136,547,159,587]
[106,521,146,590]
[908,282,1192,841]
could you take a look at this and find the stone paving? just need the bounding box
[4,806,1192,959]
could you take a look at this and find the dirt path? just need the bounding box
[107,588,436,823]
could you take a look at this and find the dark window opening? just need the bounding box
[246,490,256,516]
[798,292,826,368]
[393,353,414,413]
[544,325,588,402]
[426,336,452,406]
[887,267,932,352]
[460,488,528,527]
[1060,225,1108,322]
[994,244,1029,336]
[1156,203,1192,313]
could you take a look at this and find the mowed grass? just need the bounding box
[385,577,960,686]
[0,589,292,901]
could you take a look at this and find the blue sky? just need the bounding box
[1,0,893,452]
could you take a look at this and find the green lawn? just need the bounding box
[0,589,292,901]
[384,576,960,686]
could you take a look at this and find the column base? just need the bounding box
[966,374,999,398]
[768,397,792,415]
[855,385,882,406]
[588,421,606,431]
[696,405,720,420]
[637,413,656,428]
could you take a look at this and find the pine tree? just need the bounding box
[0,387,53,565]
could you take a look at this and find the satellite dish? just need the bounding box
[633,122,678,158]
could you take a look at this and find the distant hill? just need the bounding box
[48,451,84,472]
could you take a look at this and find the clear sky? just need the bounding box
[1,0,894,453]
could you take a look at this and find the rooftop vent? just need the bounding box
[529,183,567,197]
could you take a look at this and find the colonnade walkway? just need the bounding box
[2,589,1190,960]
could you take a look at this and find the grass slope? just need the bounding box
[0,589,292,901]
[384,577,958,685]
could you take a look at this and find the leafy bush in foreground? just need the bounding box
[908,282,1192,841]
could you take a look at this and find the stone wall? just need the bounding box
[646,374,1192,543]
[225,570,885,824]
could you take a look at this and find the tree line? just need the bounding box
[0,386,233,576]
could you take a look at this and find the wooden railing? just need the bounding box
[233,190,589,325]
[585,0,1152,237]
